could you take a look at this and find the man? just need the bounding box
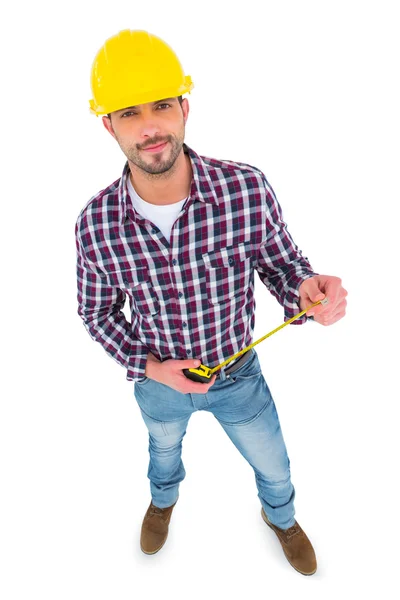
[76,29,347,575]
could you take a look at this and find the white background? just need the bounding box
[1,1,399,598]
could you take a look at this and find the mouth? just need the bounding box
[142,141,169,153]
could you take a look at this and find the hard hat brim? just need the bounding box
[89,77,194,116]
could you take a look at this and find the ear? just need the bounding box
[181,98,190,125]
[102,115,116,139]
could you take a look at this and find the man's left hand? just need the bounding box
[298,275,348,326]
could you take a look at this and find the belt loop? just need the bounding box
[219,365,228,381]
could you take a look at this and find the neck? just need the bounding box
[129,150,192,206]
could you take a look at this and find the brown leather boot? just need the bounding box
[140,500,177,555]
[261,508,317,575]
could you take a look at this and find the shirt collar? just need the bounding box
[119,143,220,226]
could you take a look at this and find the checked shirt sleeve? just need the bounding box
[75,225,149,380]
[255,176,317,324]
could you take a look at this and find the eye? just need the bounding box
[156,103,171,110]
[121,111,137,118]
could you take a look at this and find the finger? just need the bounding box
[323,278,345,307]
[300,280,326,315]
[303,278,326,304]
[181,359,201,369]
[307,298,329,317]
[311,289,346,318]
[317,296,347,320]
[314,305,346,326]
[204,374,217,387]
[324,311,346,326]
[203,374,217,389]
[336,297,347,311]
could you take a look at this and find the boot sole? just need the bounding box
[261,508,317,576]
[140,535,168,555]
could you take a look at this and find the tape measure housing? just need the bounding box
[183,365,212,383]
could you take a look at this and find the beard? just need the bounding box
[116,126,185,176]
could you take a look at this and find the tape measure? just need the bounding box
[183,298,329,383]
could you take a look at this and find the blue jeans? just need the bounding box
[133,348,296,529]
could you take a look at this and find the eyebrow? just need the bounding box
[117,98,176,112]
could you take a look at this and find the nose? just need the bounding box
[138,111,162,141]
[140,123,160,140]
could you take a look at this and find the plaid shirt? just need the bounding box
[75,143,316,382]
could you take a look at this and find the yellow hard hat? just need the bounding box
[89,29,194,116]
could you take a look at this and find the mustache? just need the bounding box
[139,136,172,150]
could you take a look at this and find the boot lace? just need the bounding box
[149,504,168,520]
[282,523,301,542]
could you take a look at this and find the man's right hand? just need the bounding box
[145,353,217,394]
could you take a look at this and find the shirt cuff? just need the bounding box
[284,272,317,324]
[126,349,149,382]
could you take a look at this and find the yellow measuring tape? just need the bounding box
[183,297,329,383]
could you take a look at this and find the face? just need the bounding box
[102,97,189,175]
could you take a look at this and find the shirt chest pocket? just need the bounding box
[202,242,256,305]
[103,268,160,317]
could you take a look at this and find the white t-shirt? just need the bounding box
[127,175,187,244]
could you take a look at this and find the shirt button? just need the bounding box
[172,259,177,265]
[183,322,187,328]
[178,292,183,298]
[187,349,192,355]
[151,228,158,234]
[228,258,235,265]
